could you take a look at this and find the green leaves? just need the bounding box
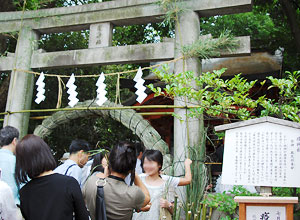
[148,65,300,122]
[202,192,237,215]
[182,31,240,59]
[202,186,258,218]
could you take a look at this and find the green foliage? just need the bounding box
[203,192,237,215]
[272,187,300,197]
[200,4,300,71]
[44,116,139,162]
[13,0,103,10]
[40,31,89,51]
[113,23,174,46]
[149,66,300,122]
[182,31,240,59]
[157,0,187,29]
[202,186,258,218]
[220,217,238,220]
[228,185,259,196]
[272,187,300,216]
[13,0,48,10]
[200,7,279,52]
[260,70,300,122]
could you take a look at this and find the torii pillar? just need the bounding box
[174,11,204,179]
[4,27,39,138]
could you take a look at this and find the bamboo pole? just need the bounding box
[172,195,178,220]
[187,211,192,220]
[197,210,201,220]
[0,111,174,121]
[201,204,207,220]
[0,105,203,116]
[208,207,213,220]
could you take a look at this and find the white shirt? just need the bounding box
[54,159,82,186]
[0,180,22,220]
[132,173,180,220]
[80,159,93,186]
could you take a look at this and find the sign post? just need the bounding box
[215,117,300,220]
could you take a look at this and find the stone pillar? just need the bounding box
[4,27,39,138]
[173,11,204,195]
[88,22,113,48]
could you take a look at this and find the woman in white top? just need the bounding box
[132,150,192,220]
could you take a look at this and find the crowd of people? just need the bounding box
[0,125,192,220]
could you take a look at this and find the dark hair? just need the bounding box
[69,139,90,154]
[109,141,136,180]
[91,152,105,174]
[0,126,19,146]
[141,149,163,171]
[134,142,145,157]
[15,134,56,184]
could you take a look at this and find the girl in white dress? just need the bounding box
[132,150,192,220]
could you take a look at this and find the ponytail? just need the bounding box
[109,141,137,177]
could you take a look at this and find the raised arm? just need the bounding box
[178,158,192,186]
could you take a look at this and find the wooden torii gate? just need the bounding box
[0,0,252,178]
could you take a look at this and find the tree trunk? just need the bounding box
[280,0,300,52]
[0,75,10,112]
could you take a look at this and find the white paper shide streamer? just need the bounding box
[96,72,108,106]
[134,67,147,103]
[35,72,46,104]
[66,74,79,107]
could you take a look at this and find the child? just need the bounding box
[132,149,192,220]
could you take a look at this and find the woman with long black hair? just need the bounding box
[15,134,89,220]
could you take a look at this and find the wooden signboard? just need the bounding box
[215,117,300,220]
[234,196,298,220]
[215,117,300,187]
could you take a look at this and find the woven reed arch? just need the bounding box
[33,100,172,171]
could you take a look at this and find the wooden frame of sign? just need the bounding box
[234,196,298,220]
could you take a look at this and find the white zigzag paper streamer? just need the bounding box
[66,74,79,107]
[96,72,108,106]
[35,72,46,104]
[134,67,147,103]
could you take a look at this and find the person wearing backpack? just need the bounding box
[54,139,90,187]
[83,141,151,220]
